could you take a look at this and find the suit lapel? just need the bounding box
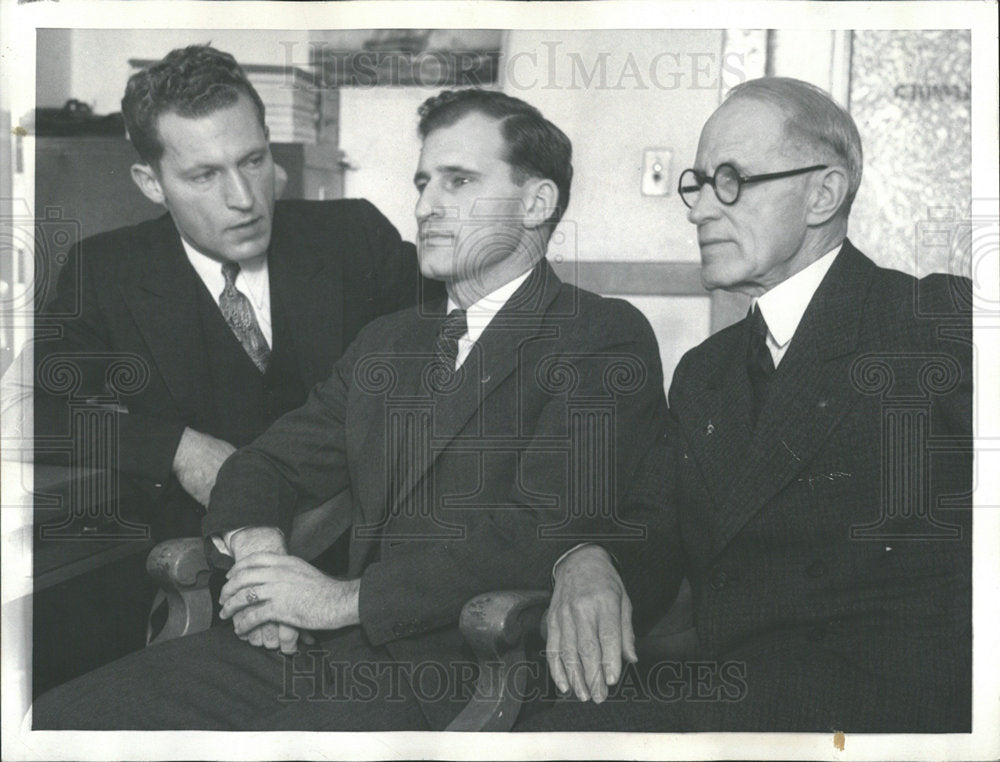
[119,215,215,422]
[268,206,344,387]
[677,327,756,512]
[386,261,563,520]
[353,298,442,534]
[700,242,875,560]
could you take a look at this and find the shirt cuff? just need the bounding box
[550,543,622,587]
[211,526,284,557]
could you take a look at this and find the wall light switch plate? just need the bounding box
[641,148,672,196]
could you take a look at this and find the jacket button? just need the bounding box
[709,570,728,590]
[807,625,826,642]
[806,561,826,578]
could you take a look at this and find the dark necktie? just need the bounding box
[434,308,468,371]
[746,304,774,425]
[219,261,271,373]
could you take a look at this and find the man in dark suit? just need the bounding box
[33,89,667,730]
[531,76,972,732]
[28,45,431,541]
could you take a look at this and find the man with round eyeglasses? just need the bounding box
[527,76,972,732]
[678,162,828,208]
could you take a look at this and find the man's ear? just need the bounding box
[131,163,166,206]
[522,178,559,230]
[806,166,849,225]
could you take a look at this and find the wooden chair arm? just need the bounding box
[145,537,212,646]
[144,491,354,646]
[445,589,551,732]
[445,581,698,731]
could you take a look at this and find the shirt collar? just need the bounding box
[180,237,269,310]
[754,243,842,349]
[446,268,533,343]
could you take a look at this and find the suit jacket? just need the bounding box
[206,259,669,729]
[34,199,438,538]
[614,240,972,732]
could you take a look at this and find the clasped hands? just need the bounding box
[546,545,636,704]
[173,432,360,655]
[218,526,360,655]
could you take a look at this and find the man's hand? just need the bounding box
[224,527,303,653]
[171,427,237,507]
[220,552,361,646]
[546,545,636,704]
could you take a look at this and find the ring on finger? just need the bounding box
[246,586,260,604]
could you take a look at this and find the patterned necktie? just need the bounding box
[434,308,468,371]
[746,304,774,424]
[219,261,271,373]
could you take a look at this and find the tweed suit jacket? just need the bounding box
[33,199,433,537]
[206,259,669,728]
[609,240,973,732]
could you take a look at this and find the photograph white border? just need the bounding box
[2,2,998,760]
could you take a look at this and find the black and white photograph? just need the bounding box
[1,1,997,759]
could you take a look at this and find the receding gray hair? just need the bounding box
[726,77,863,215]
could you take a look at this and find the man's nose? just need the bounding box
[415,183,446,222]
[415,185,439,222]
[224,170,255,210]
[686,183,720,225]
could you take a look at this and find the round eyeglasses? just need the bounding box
[677,163,828,208]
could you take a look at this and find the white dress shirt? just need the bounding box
[753,243,842,367]
[181,239,273,348]
[448,269,533,370]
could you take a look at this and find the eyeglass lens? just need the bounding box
[678,165,741,208]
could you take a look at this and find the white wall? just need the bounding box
[35,29,74,108]
[336,30,728,263]
[501,30,727,264]
[337,86,445,244]
[37,29,312,113]
[627,295,711,391]
[494,30,730,388]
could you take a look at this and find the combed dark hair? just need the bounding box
[122,44,266,167]
[726,77,863,216]
[417,89,573,226]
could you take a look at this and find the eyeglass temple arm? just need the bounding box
[739,164,828,185]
